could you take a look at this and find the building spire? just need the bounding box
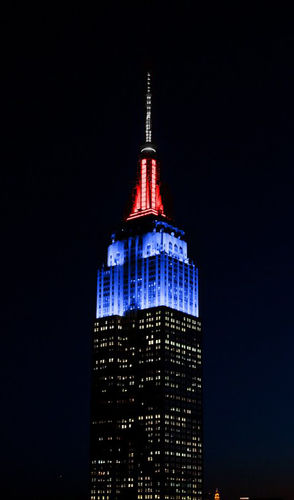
[145,72,152,143]
[127,72,166,221]
[141,72,156,153]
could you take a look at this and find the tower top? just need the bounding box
[214,488,220,500]
[126,73,166,221]
[141,72,156,153]
[145,72,152,143]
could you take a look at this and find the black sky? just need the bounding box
[1,3,294,500]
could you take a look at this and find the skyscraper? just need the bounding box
[90,74,203,500]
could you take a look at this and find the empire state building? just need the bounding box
[90,74,203,500]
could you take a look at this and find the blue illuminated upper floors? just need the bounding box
[96,221,199,319]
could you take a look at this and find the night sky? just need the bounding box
[1,4,294,500]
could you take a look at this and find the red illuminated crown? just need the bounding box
[127,73,166,221]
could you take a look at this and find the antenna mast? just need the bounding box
[145,72,152,143]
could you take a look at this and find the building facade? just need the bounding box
[90,74,203,500]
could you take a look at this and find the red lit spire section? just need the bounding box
[126,73,165,221]
[127,156,165,220]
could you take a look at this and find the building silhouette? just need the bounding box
[90,74,202,499]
